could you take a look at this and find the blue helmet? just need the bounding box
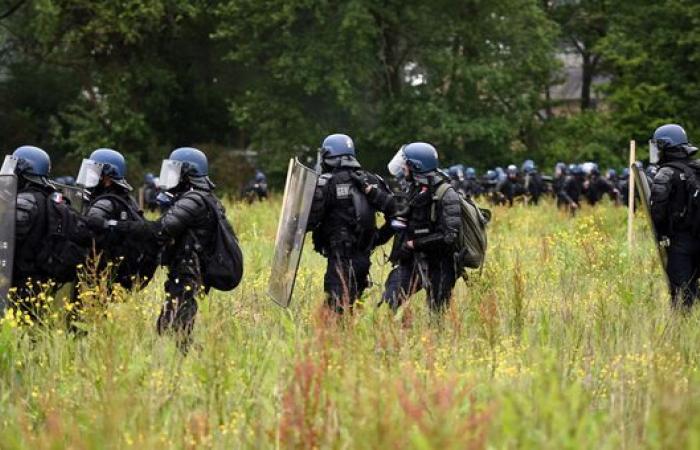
[606,168,617,179]
[144,172,155,185]
[651,124,697,162]
[620,168,630,180]
[507,164,518,176]
[402,142,439,173]
[486,170,497,181]
[447,164,464,180]
[12,146,51,177]
[653,124,689,150]
[572,164,585,176]
[555,162,567,176]
[90,148,127,179]
[86,148,131,190]
[170,147,208,177]
[522,159,536,173]
[321,134,355,159]
[465,167,476,179]
[255,170,266,182]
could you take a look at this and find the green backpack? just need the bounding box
[432,183,491,272]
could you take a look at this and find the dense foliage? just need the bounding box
[1,0,699,187]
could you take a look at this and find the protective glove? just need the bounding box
[84,215,109,230]
[350,172,377,195]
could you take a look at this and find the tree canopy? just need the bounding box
[0,0,698,188]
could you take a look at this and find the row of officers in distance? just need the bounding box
[443,160,640,212]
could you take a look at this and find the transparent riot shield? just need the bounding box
[631,162,669,280]
[0,175,17,314]
[268,158,319,307]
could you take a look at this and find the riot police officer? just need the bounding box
[463,167,482,198]
[155,147,223,346]
[306,133,396,312]
[559,164,584,215]
[141,173,159,212]
[382,142,461,312]
[1,146,91,315]
[522,159,544,205]
[78,148,158,291]
[498,164,524,207]
[243,170,269,203]
[649,124,700,308]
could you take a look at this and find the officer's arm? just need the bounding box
[365,174,397,218]
[650,167,674,235]
[15,193,38,242]
[306,175,330,231]
[413,188,461,250]
[159,193,206,239]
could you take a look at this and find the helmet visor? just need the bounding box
[158,159,183,190]
[387,148,406,177]
[0,156,18,176]
[76,159,104,188]
[649,140,660,164]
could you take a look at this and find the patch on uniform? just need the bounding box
[50,192,63,203]
[120,211,128,221]
[336,183,351,199]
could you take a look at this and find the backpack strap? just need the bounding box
[431,182,453,222]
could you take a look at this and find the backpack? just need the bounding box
[93,193,160,287]
[662,161,700,236]
[432,183,491,271]
[33,192,91,283]
[189,192,244,291]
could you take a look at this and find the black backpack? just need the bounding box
[190,192,244,291]
[662,161,700,236]
[92,193,160,288]
[33,192,91,283]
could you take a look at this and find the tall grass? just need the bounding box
[1,197,698,449]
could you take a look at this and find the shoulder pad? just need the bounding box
[318,173,333,187]
[655,166,674,183]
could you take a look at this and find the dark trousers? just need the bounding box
[323,252,371,312]
[666,233,700,308]
[157,258,202,350]
[382,255,457,312]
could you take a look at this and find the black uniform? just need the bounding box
[498,176,524,207]
[307,161,395,311]
[558,175,583,214]
[651,158,700,307]
[524,171,545,205]
[13,181,91,315]
[584,175,618,205]
[381,173,461,311]
[85,185,157,290]
[142,183,159,212]
[156,185,218,340]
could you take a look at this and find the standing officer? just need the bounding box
[382,142,461,312]
[79,148,159,291]
[155,147,222,347]
[649,124,700,308]
[559,164,584,215]
[1,146,91,316]
[306,133,396,313]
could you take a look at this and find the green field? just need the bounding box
[1,198,698,449]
